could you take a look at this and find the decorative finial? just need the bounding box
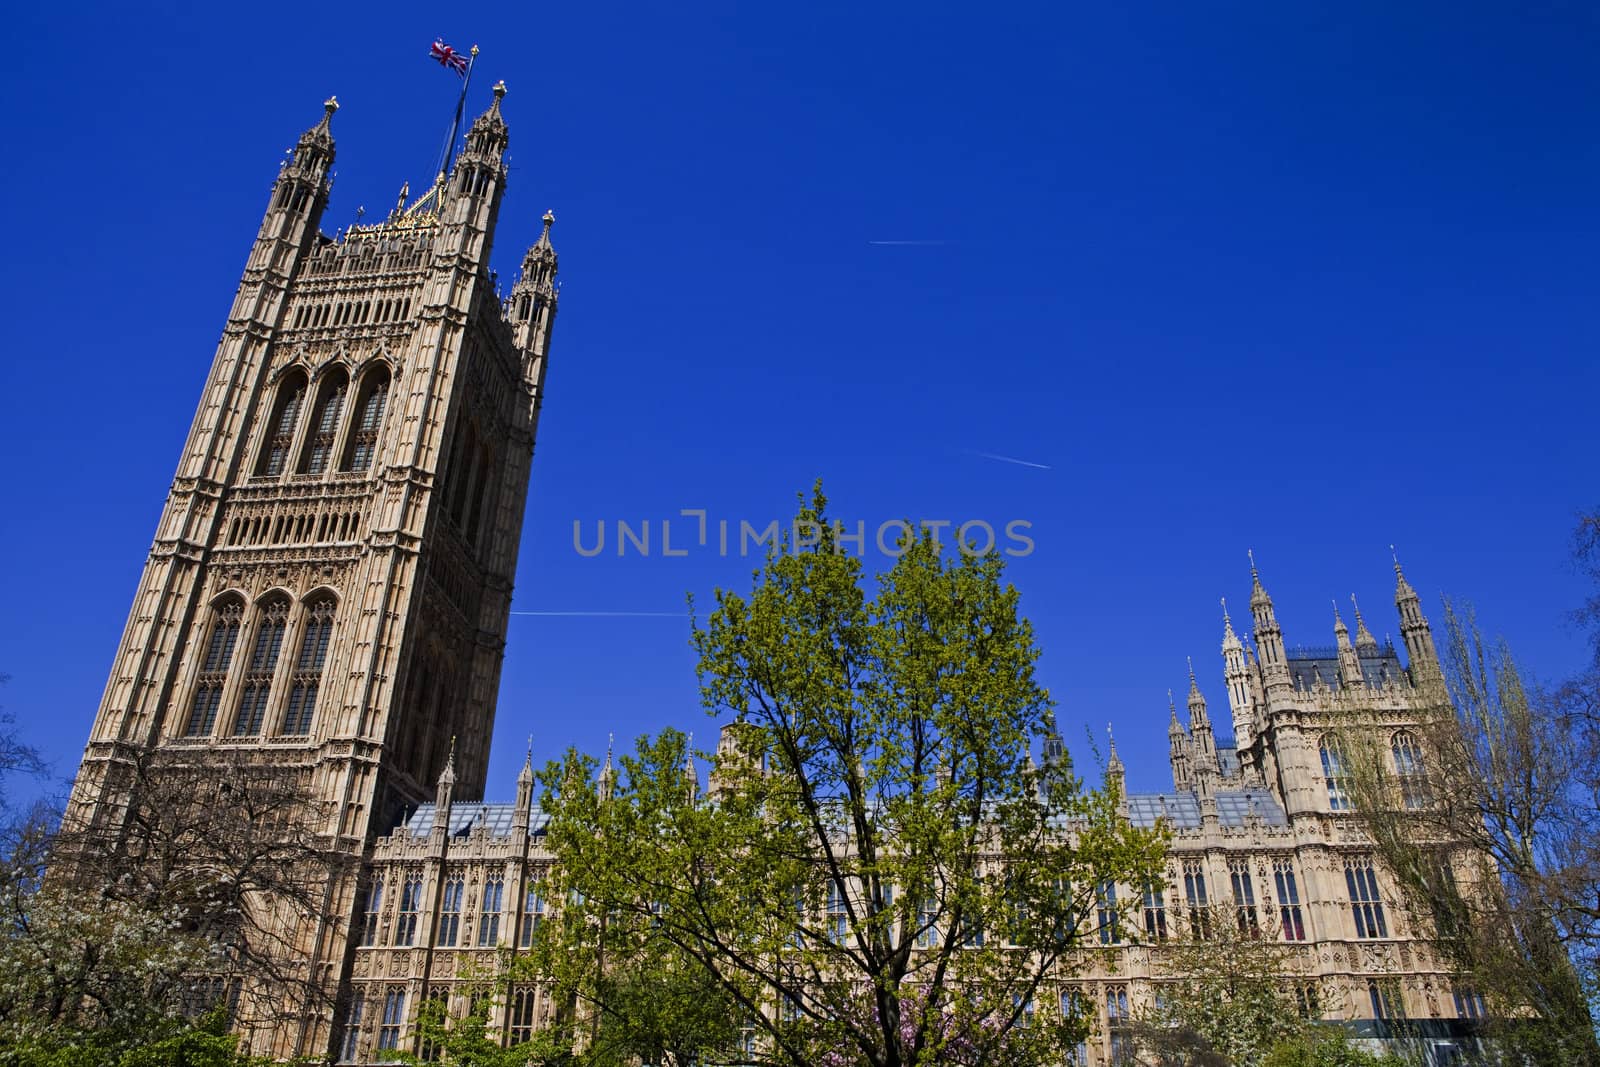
[471,44,481,57]
[1168,689,1177,714]
[525,735,534,764]
[492,79,506,101]
[311,96,338,136]
[1187,655,1195,682]
[543,208,555,228]
[1248,548,1257,577]
[1220,596,1230,624]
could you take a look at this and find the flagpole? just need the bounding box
[442,44,479,180]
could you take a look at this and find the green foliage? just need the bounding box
[1261,1027,1411,1067]
[535,486,1167,1067]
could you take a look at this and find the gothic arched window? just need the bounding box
[184,597,244,737]
[281,595,335,735]
[1392,730,1431,809]
[255,373,307,477]
[298,371,348,475]
[233,596,290,736]
[340,368,390,473]
[448,420,479,527]
[465,442,494,546]
[1321,738,1352,811]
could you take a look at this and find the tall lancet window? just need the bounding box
[255,373,307,476]
[299,372,348,474]
[281,595,335,735]
[1392,731,1431,809]
[233,597,289,736]
[184,598,243,737]
[1321,739,1352,811]
[341,368,390,473]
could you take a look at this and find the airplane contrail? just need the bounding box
[970,450,1052,471]
[510,610,684,618]
[867,240,948,246]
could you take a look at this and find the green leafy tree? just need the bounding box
[537,487,1167,1067]
[1128,909,1417,1067]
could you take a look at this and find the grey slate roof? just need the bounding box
[1286,644,1405,692]
[1124,788,1287,829]
[402,802,549,838]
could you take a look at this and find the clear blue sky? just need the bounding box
[1,2,1596,807]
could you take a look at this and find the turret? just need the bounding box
[1248,552,1291,695]
[1221,598,1255,753]
[1393,551,1440,681]
[513,739,534,836]
[1039,706,1071,800]
[1187,661,1218,800]
[432,739,457,842]
[711,720,767,796]
[1334,601,1363,689]
[1106,725,1125,798]
[682,736,700,804]
[1168,692,1194,792]
[515,211,566,361]
[598,735,617,802]
[440,82,510,268]
[1351,594,1379,653]
[264,97,336,235]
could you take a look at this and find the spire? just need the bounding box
[1333,600,1351,646]
[308,96,337,142]
[439,737,457,786]
[1350,594,1378,650]
[1248,549,1271,609]
[1245,551,1289,687]
[1391,547,1439,680]
[517,736,534,786]
[535,209,555,249]
[462,78,508,161]
[1106,723,1125,795]
[682,733,700,802]
[1168,691,1194,793]
[1220,597,1242,652]
[1221,595,1256,761]
[598,733,616,800]
[434,737,457,819]
[514,736,535,829]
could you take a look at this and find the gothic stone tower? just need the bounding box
[60,85,558,1057]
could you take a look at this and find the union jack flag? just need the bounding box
[430,39,469,75]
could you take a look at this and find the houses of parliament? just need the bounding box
[60,90,1481,1065]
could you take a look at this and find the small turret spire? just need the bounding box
[1106,723,1126,796]
[1351,594,1378,650]
[434,736,457,818]
[1168,689,1183,735]
[598,733,617,800]
[518,735,534,784]
[1248,549,1271,608]
[439,736,457,786]
[1221,597,1242,651]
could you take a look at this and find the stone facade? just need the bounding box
[60,88,559,1060]
[61,89,1480,1067]
[345,564,1480,1066]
